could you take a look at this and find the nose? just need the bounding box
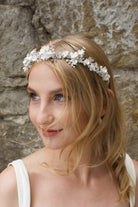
[36,105,54,127]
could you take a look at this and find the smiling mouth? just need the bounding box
[42,129,63,137]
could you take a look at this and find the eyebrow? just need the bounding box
[27,86,63,95]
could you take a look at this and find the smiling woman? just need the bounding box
[0,34,137,207]
[27,62,78,150]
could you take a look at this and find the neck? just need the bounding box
[41,146,107,185]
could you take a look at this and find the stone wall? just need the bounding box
[0,0,137,172]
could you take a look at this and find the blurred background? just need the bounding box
[0,0,138,172]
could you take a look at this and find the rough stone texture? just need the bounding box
[0,0,138,171]
[113,69,138,159]
[0,120,43,172]
[0,0,34,6]
[32,0,138,67]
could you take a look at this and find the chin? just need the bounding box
[43,140,71,151]
[42,141,64,150]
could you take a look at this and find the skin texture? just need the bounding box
[0,62,137,207]
[28,62,78,151]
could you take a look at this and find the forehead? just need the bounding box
[28,62,62,92]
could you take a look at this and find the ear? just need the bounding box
[101,108,106,117]
[101,89,114,117]
[108,89,114,99]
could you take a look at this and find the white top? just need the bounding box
[125,154,136,207]
[9,154,136,207]
[8,159,31,207]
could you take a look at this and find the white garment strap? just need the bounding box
[125,154,136,207]
[8,159,31,207]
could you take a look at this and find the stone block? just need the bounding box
[0,0,34,6]
[0,89,29,116]
[0,5,40,77]
[0,120,43,172]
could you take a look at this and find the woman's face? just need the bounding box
[27,62,78,150]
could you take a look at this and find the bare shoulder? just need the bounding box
[133,159,138,167]
[133,160,138,207]
[22,148,46,171]
[0,165,18,207]
[0,149,46,207]
[133,159,138,180]
[22,148,48,174]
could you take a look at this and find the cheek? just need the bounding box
[62,109,74,128]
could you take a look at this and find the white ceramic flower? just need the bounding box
[62,51,69,58]
[22,43,110,83]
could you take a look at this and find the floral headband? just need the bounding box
[23,43,110,82]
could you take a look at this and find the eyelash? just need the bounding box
[28,93,66,102]
[54,94,64,102]
[29,93,40,101]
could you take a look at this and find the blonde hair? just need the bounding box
[27,34,133,201]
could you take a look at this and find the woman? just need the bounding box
[0,34,137,207]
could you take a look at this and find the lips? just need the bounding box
[42,128,63,137]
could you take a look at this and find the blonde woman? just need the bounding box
[0,35,137,207]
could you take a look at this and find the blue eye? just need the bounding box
[30,93,40,100]
[54,94,64,101]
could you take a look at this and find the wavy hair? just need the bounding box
[27,34,133,201]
